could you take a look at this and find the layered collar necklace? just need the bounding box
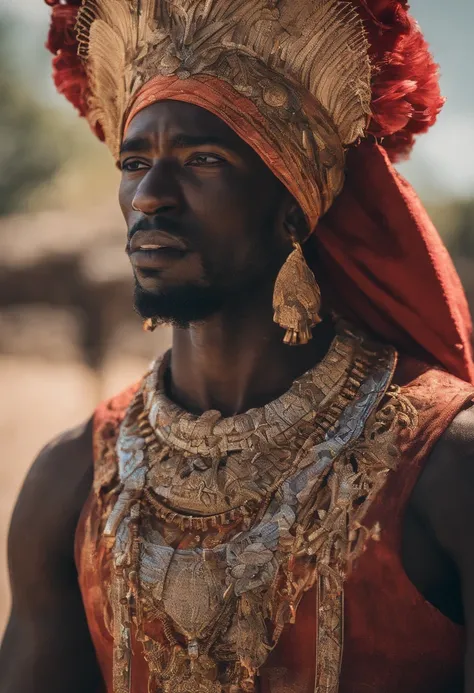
[101,325,413,693]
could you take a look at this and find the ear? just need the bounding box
[283,200,309,243]
[274,191,309,249]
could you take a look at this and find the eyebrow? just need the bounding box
[119,136,150,155]
[119,133,232,156]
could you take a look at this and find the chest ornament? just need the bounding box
[99,328,416,693]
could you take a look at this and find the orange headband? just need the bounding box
[124,74,343,233]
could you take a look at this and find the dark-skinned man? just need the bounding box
[1,1,474,692]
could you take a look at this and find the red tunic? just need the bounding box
[76,357,474,692]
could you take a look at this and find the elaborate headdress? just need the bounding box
[46,0,474,381]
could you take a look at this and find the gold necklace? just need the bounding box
[102,326,415,693]
[138,331,357,527]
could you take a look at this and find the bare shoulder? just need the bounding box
[8,417,94,586]
[0,418,101,692]
[16,416,94,505]
[410,403,474,561]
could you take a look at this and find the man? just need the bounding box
[1,1,474,692]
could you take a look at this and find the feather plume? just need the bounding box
[45,0,89,119]
[354,0,444,160]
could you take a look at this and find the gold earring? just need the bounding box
[272,240,322,345]
[143,317,158,332]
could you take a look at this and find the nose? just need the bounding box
[131,161,181,216]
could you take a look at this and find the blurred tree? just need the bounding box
[450,200,474,259]
[428,198,474,258]
[0,16,66,216]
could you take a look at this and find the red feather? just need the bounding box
[45,1,90,121]
[355,0,444,161]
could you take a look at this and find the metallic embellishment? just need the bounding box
[98,326,417,693]
[143,318,159,333]
[273,241,322,345]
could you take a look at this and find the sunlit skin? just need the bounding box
[119,100,335,415]
[3,101,474,693]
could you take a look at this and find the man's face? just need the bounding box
[119,100,293,326]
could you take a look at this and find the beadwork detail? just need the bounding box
[95,326,417,693]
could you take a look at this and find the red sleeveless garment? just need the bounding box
[75,356,474,693]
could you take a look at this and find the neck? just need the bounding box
[166,281,335,417]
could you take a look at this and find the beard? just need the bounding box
[133,240,285,328]
[132,206,290,328]
[134,280,231,328]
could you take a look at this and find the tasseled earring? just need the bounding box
[273,240,322,345]
[143,318,158,333]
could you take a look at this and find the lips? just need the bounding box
[129,229,188,254]
[129,229,189,271]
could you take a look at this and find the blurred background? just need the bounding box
[0,0,473,634]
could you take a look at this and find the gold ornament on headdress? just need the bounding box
[273,240,322,345]
[143,317,159,333]
[76,0,372,223]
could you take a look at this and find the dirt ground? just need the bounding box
[0,355,152,636]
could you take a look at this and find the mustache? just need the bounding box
[127,216,185,242]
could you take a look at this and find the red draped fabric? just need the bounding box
[316,143,474,382]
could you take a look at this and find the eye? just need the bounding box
[121,158,149,172]
[186,153,225,167]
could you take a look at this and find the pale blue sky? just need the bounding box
[1,0,473,199]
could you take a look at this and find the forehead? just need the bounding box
[123,100,247,149]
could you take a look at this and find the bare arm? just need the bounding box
[0,418,104,692]
[410,405,474,693]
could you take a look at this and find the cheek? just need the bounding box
[187,174,274,250]
[191,202,279,285]
[118,176,135,221]
[196,202,262,273]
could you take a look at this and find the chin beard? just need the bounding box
[134,281,229,329]
[133,237,284,329]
